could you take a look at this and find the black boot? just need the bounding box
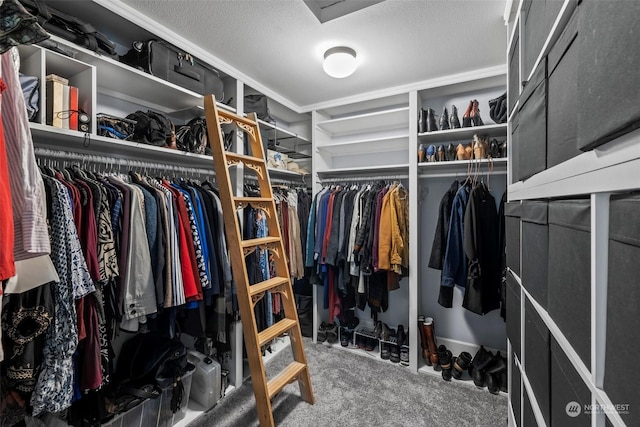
[418,108,427,133]
[438,345,452,381]
[450,105,461,129]
[452,351,472,380]
[439,107,450,130]
[469,346,492,387]
[426,108,438,132]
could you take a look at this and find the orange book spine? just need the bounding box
[69,86,79,131]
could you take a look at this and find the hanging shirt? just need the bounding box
[0,76,14,280]
[1,49,50,262]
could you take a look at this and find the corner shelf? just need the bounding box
[316,107,410,137]
[417,123,507,142]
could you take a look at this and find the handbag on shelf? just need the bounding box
[126,110,176,149]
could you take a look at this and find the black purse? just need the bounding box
[115,332,189,413]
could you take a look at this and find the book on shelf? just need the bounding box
[45,74,68,129]
[62,85,70,129]
[69,86,79,131]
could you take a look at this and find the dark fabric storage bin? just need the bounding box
[551,337,591,426]
[505,201,521,276]
[507,270,521,360]
[508,26,520,115]
[511,358,521,426]
[518,60,547,181]
[523,388,537,427]
[521,201,548,309]
[522,0,564,79]
[578,0,640,150]
[548,200,591,367]
[525,298,550,425]
[511,112,520,183]
[547,7,581,168]
[605,194,640,426]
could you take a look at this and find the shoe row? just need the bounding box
[375,322,410,366]
[418,99,485,133]
[417,315,507,394]
[317,321,338,344]
[418,135,506,163]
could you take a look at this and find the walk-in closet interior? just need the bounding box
[0,0,637,426]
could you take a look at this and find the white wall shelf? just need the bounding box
[316,107,410,137]
[418,123,507,142]
[316,134,409,155]
[258,119,310,144]
[419,157,508,177]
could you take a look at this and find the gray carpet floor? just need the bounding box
[190,339,508,426]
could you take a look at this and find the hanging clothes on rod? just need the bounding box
[431,159,506,316]
[308,176,409,326]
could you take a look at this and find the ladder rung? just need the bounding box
[234,196,273,208]
[241,236,280,249]
[225,152,264,166]
[268,361,307,400]
[249,277,289,298]
[258,318,297,347]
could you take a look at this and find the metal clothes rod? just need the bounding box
[34,148,216,177]
[318,174,409,183]
[418,170,507,179]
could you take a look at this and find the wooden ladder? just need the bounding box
[203,95,314,426]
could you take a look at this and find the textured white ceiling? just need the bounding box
[121,0,507,110]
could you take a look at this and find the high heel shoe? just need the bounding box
[426,144,437,162]
[462,100,473,127]
[470,99,484,127]
[446,143,456,161]
[473,134,488,159]
[449,105,461,129]
[456,143,472,161]
[439,107,450,131]
[489,138,500,158]
[436,145,446,161]
[418,143,426,163]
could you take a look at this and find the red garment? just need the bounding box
[80,294,103,391]
[163,183,202,301]
[321,192,336,264]
[0,78,15,280]
[75,180,100,281]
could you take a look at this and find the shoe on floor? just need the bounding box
[326,323,338,344]
[340,327,351,347]
[400,345,410,366]
[317,321,328,343]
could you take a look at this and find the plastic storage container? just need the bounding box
[188,350,221,411]
[101,392,161,427]
[157,364,195,427]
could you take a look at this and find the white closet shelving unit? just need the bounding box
[311,68,510,379]
[17,1,312,424]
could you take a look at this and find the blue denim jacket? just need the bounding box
[439,183,471,307]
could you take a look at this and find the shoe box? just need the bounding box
[524,298,550,425]
[577,0,640,151]
[547,6,581,168]
[517,59,547,181]
[521,201,548,310]
[513,1,640,179]
[550,336,591,427]
[511,355,521,426]
[505,201,521,277]
[605,194,640,426]
[521,0,564,81]
[548,200,591,367]
[506,270,521,361]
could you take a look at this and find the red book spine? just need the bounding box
[69,86,79,131]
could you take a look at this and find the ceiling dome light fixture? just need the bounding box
[323,46,358,78]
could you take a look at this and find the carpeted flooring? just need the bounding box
[190,339,508,427]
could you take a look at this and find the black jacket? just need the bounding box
[428,180,459,270]
[462,183,501,315]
